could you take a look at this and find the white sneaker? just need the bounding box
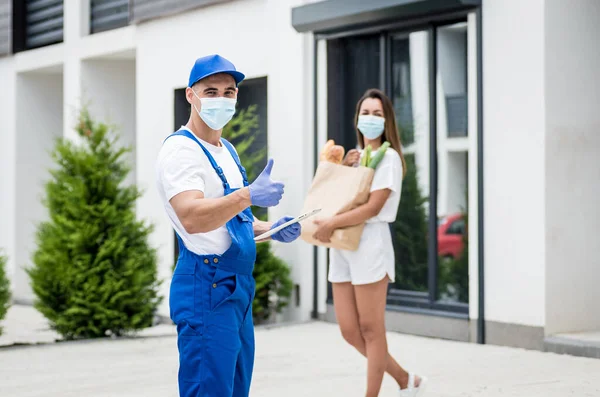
[398,373,428,396]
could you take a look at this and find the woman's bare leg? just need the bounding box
[353,277,392,396]
[332,281,411,391]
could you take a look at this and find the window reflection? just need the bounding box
[436,22,469,304]
[390,31,430,293]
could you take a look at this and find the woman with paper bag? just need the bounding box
[309,89,428,397]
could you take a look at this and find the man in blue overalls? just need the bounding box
[156,54,301,397]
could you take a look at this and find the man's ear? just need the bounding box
[185,87,196,105]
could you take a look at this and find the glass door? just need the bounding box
[321,12,479,315]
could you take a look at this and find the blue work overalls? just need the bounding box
[166,129,257,397]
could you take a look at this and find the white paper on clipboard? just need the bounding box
[254,209,322,241]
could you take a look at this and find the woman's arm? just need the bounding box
[333,189,391,228]
[312,188,391,243]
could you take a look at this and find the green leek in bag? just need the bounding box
[363,145,372,167]
[368,142,390,169]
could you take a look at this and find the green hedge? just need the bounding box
[0,253,10,335]
[28,109,162,340]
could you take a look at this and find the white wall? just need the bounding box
[134,0,314,320]
[0,57,16,297]
[14,71,64,302]
[265,0,315,322]
[483,0,546,327]
[544,0,600,335]
[62,0,87,143]
[81,58,137,185]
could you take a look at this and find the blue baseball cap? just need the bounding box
[188,54,245,88]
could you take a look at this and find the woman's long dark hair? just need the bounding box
[354,88,407,178]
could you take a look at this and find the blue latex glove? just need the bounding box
[270,216,302,243]
[248,159,284,207]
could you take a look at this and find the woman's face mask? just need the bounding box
[357,115,385,139]
[192,90,237,131]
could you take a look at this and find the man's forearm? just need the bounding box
[253,219,273,242]
[185,188,252,233]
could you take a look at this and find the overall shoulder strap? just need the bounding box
[221,138,249,186]
[164,129,229,189]
[163,129,188,142]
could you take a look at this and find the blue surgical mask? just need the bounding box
[192,92,236,131]
[357,115,385,139]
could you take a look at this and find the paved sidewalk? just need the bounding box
[0,304,60,347]
[0,305,176,347]
[1,317,599,396]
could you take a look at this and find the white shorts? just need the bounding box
[328,222,396,285]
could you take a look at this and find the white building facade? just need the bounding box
[0,0,598,357]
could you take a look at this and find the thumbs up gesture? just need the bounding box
[248,159,285,207]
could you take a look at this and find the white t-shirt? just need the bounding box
[363,147,404,223]
[155,126,244,255]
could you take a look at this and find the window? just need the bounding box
[12,0,64,52]
[90,0,130,34]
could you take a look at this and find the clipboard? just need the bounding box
[254,209,322,241]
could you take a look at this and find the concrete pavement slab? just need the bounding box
[1,321,599,396]
[0,305,176,347]
[0,305,60,347]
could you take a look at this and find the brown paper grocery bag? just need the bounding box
[300,161,374,251]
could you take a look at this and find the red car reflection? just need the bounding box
[437,213,466,259]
